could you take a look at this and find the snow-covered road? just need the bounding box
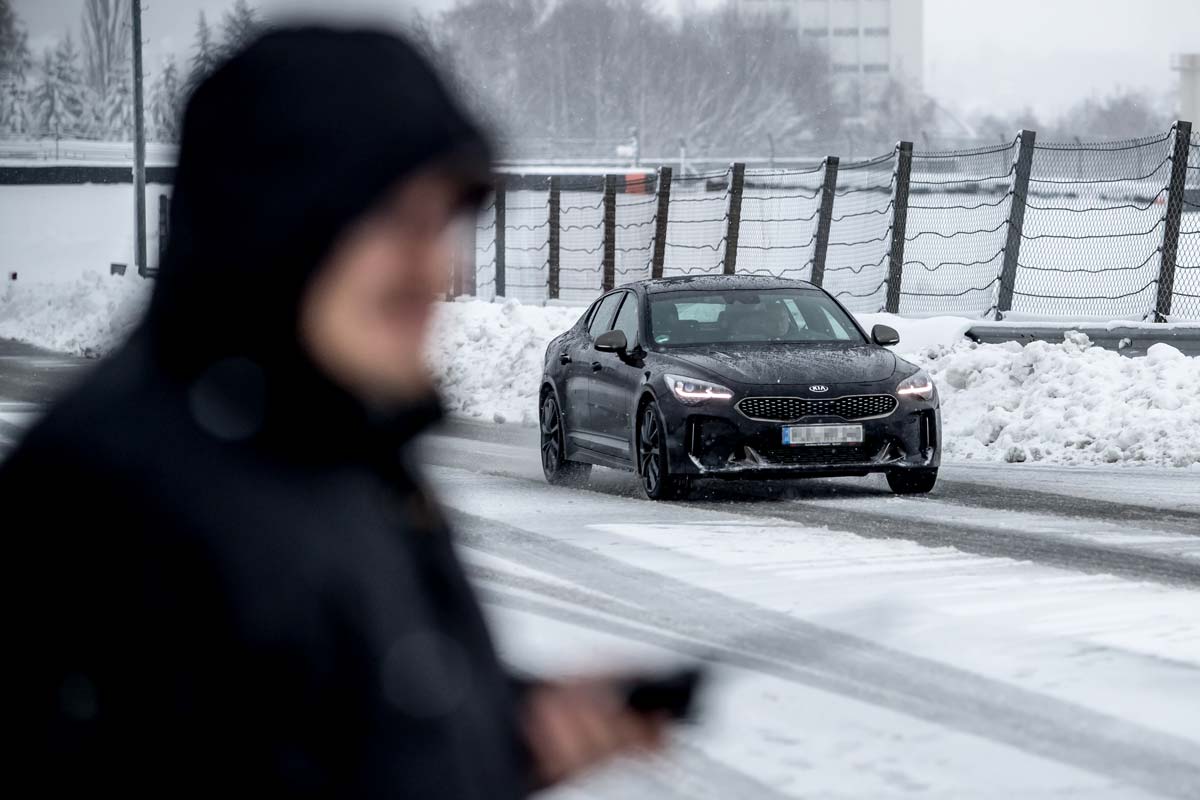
[3,340,1199,797]
[421,422,1200,799]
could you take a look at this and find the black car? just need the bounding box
[539,275,941,500]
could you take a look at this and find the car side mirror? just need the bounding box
[594,329,628,354]
[872,324,900,346]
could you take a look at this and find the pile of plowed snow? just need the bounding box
[429,299,583,425]
[2,275,1197,467]
[0,270,149,358]
[908,332,1199,468]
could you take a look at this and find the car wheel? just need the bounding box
[886,468,938,495]
[637,401,688,501]
[541,395,591,486]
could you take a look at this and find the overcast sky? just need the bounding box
[13,0,1200,120]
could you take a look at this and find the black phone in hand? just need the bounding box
[620,666,706,721]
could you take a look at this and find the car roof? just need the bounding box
[630,274,820,294]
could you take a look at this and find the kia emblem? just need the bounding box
[809,385,829,393]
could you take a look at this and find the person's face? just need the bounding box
[300,168,473,405]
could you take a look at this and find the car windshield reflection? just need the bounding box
[650,289,865,347]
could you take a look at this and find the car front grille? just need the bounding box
[737,394,898,422]
[753,444,872,466]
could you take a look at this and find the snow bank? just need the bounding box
[910,333,1200,468]
[428,299,584,426]
[0,271,149,357]
[2,282,1197,468]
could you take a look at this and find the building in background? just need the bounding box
[1173,54,1200,127]
[737,0,924,115]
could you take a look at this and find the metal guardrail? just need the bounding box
[966,324,1200,356]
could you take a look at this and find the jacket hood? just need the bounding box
[138,28,492,458]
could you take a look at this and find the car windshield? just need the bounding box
[649,289,865,347]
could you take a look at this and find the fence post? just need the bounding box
[548,176,561,300]
[885,142,913,314]
[1157,120,1192,322]
[723,163,747,274]
[810,156,840,287]
[651,166,672,279]
[464,201,478,297]
[602,175,616,291]
[996,129,1037,318]
[157,193,169,273]
[494,176,506,298]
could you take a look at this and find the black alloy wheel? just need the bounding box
[637,401,688,500]
[541,395,591,486]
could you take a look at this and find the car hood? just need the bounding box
[667,343,899,386]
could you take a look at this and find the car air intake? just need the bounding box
[737,394,898,422]
[754,445,872,466]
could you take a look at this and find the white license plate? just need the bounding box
[782,424,864,446]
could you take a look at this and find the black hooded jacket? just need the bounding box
[2,29,528,798]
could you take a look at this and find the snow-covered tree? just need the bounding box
[0,76,31,135]
[80,0,133,139]
[0,0,33,135]
[102,55,133,139]
[0,0,29,77]
[80,0,130,103]
[186,11,219,94]
[149,54,182,142]
[434,0,839,159]
[219,0,260,59]
[31,50,67,136]
[31,34,87,137]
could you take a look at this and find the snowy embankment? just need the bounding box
[0,271,150,358]
[2,272,1198,467]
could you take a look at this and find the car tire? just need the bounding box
[637,401,688,501]
[540,395,591,487]
[886,468,938,495]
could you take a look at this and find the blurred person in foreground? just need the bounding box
[2,28,666,797]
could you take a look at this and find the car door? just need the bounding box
[564,292,624,447]
[588,290,645,460]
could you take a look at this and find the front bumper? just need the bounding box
[662,392,940,479]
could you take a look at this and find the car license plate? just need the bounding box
[782,424,863,446]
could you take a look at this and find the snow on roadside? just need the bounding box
[428,299,583,426]
[0,271,149,358]
[2,278,1198,468]
[911,333,1200,468]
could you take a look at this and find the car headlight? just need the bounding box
[897,370,935,399]
[665,374,734,404]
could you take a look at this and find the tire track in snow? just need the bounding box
[679,488,1200,588]
[452,510,1200,800]
[917,479,1200,534]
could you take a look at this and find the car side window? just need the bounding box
[587,293,623,338]
[580,300,601,329]
[610,292,640,346]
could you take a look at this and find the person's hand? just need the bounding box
[521,678,669,788]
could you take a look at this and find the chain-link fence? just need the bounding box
[1012,132,1174,319]
[1176,130,1200,317]
[459,123,1200,321]
[820,151,895,313]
